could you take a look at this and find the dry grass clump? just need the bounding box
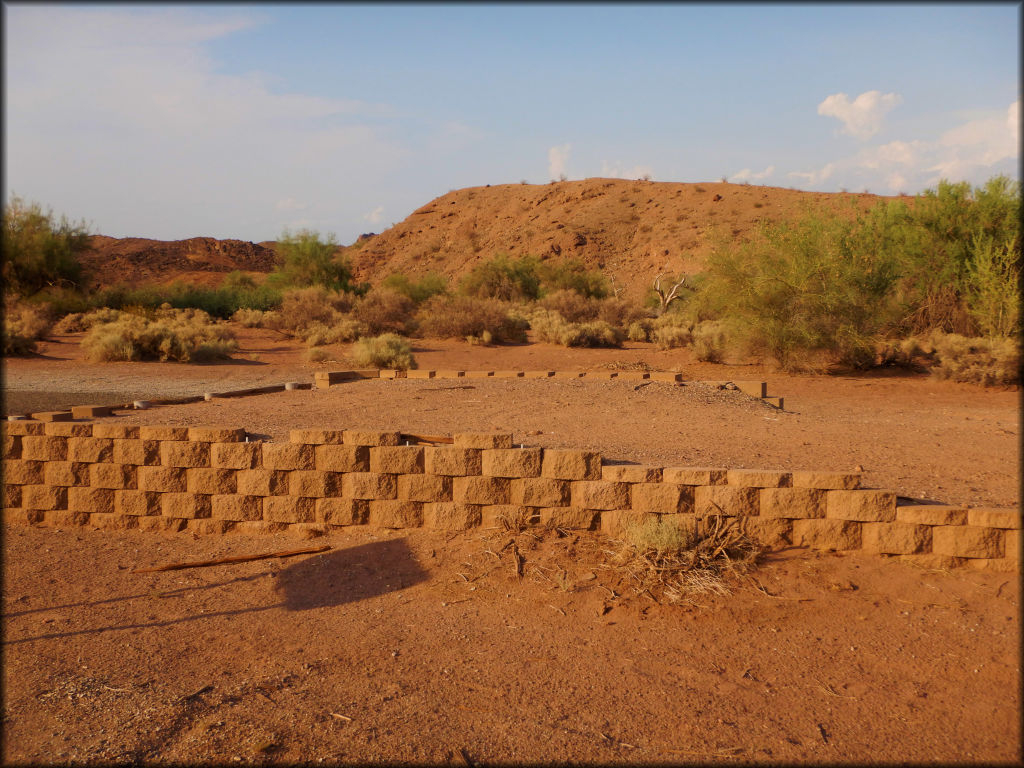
[350,333,416,370]
[51,307,121,334]
[267,287,356,335]
[230,308,266,328]
[537,289,600,323]
[611,515,761,603]
[416,295,528,343]
[301,318,368,346]
[692,320,728,362]
[3,297,52,355]
[80,308,237,362]
[353,288,417,335]
[529,308,624,348]
[929,333,1019,386]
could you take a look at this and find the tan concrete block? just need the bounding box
[964,557,1018,573]
[343,430,402,447]
[523,370,554,378]
[570,481,630,510]
[21,435,68,462]
[454,432,514,449]
[90,463,137,490]
[289,470,342,498]
[453,476,511,505]
[262,496,314,523]
[790,471,860,490]
[67,436,115,463]
[89,513,139,531]
[583,371,617,379]
[694,486,759,517]
[601,509,657,538]
[314,444,369,472]
[31,411,72,422]
[541,449,602,480]
[602,465,663,483]
[742,517,793,548]
[68,486,115,513]
[92,424,140,439]
[3,459,45,485]
[5,484,22,509]
[70,405,114,420]
[44,422,93,437]
[186,468,237,495]
[407,369,436,379]
[289,429,346,444]
[138,466,187,493]
[932,526,1004,559]
[114,490,161,516]
[3,434,21,460]
[113,438,160,466]
[733,380,767,398]
[236,469,289,496]
[896,553,965,570]
[551,371,585,379]
[370,446,424,474]
[182,519,232,535]
[662,467,727,485]
[896,505,968,526]
[615,371,650,382]
[397,474,452,502]
[861,522,932,555]
[759,488,826,519]
[792,518,862,551]
[1006,529,1020,560]
[435,370,466,378]
[136,515,187,533]
[138,426,189,441]
[422,502,478,530]
[482,448,542,478]
[966,508,1021,529]
[232,520,288,535]
[44,461,90,487]
[727,469,792,488]
[40,510,90,527]
[261,443,314,471]
[211,494,262,521]
[826,490,897,522]
[342,472,397,500]
[539,506,599,530]
[3,421,45,436]
[315,498,368,526]
[315,369,379,385]
[161,493,212,519]
[649,372,683,383]
[480,504,537,529]
[425,446,482,476]
[188,426,245,443]
[493,370,525,378]
[464,371,495,378]
[370,500,424,528]
[287,522,329,539]
[509,478,569,507]
[3,508,41,525]
[23,484,69,510]
[631,483,690,514]
[159,440,210,468]
[211,442,260,470]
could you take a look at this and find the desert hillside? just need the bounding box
[82,180,895,295]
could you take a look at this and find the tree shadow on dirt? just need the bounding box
[275,537,428,610]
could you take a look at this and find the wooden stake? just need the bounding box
[131,545,332,573]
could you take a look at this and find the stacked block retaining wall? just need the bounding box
[2,421,1018,571]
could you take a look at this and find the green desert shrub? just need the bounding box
[627,320,652,342]
[80,308,237,362]
[650,313,693,350]
[415,295,528,343]
[537,289,600,323]
[459,254,541,301]
[691,321,728,362]
[537,258,608,298]
[266,229,359,293]
[2,196,89,296]
[3,297,52,355]
[300,318,368,346]
[380,272,449,304]
[350,333,416,370]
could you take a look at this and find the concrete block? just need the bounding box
[662,467,727,485]
[763,396,784,410]
[464,371,495,378]
[601,509,656,538]
[288,470,342,498]
[453,476,511,505]
[68,436,115,463]
[480,505,537,529]
[378,369,400,379]
[1006,529,1020,561]
[538,507,599,530]
[510,478,569,507]
[31,411,73,422]
[315,444,369,472]
[826,490,897,522]
[261,443,314,471]
[315,370,379,386]
[792,518,862,551]
[896,553,965,570]
[583,371,617,380]
[481,448,542,478]
[790,471,860,490]
[342,472,397,500]
[315,498,368,526]
[602,464,663,483]
[21,435,68,462]
[524,370,555,379]
[139,426,189,441]
[425,446,482,476]
[3,460,45,485]
[211,494,262,521]
[649,372,683,383]
[40,510,91,527]
[188,426,245,443]
[161,492,212,519]
[136,515,187,533]
[727,469,792,488]
[631,483,691,514]
[186,468,237,495]
[114,490,161,516]
[733,380,767,398]
[370,446,424,474]
[4,484,22,509]
[3,508,41,525]
[3,434,21,460]
[742,517,793,548]
[406,370,436,379]
[23,484,69,511]
[92,424,140,439]
[895,505,968,526]
[3,421,45,436]
[343,429,402,447]
[44,461,90,487]
[966,508,1021,529]
[184,519,232,535]
[694,486,759,517]
[138,466,187,493]
[493,371,525,378]
[759,488,826,519]
[68,486,115,513]
[89,513,139,531]
[552,371,585,379]
[932,526,1004,559]
[964,557,1018,573]
[397,474,452,503]
[616,371,651,382]
[113,438,160,466]
[422,502,478,530]
[159,440,210,468]
[454,432,514,449]
[44,422,93,437]
[541,449,602,480]
[231,520,288,535]
[289,429,346,444]
[263,496,314,523]
[369,500,423,528]
[435,370,466,378]
[90,463,138,490]
[236,469,289,496]
[570,481,630,510]
[861,521,932,555]
[211,442,260,470]
[71,405,115,420]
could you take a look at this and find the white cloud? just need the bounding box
[787,163,836,186]
[600,160,654,180]
[548,143,571,180]
[729,165,775,183]
[363,206,385,224]
[817,90,902,140]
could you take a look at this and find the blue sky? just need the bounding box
[4,3,1019,242]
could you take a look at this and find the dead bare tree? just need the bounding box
[653,273,691,314]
